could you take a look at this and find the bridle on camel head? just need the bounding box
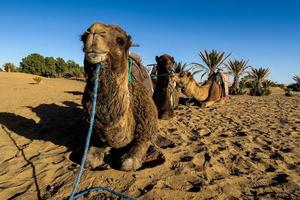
[148,63,175,78]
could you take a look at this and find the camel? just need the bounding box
[171,71,228,107]
[153,54,179,119]
[81,22,158,171]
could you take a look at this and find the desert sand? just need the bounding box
[0,72,299,200]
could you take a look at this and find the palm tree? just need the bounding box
[225,59,249,90]
[293,75,300,84]
[192,49,231,78]
[247,67,271,95]
[289,75,300,91]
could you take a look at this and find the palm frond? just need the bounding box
[200,71,208,80]
[173,61,189,73]
[192,69,204,76]
[247,67,271,84]
[187,63,207,72]
[293,75,300,84]
[225,59,249,76]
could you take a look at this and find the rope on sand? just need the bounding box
[68,63,135,200]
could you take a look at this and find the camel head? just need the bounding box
[81,22,132,73]
[171,71,192,86]
[155,54,175,76]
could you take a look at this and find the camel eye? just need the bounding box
[116,37,125,46]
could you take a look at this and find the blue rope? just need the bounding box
[128,58,133,83]
[185,97,193,105]
[68,63,135,200]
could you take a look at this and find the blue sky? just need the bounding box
[0,0,299,84]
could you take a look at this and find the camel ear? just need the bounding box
[171,57,175,63]
[187,72,191,76]
[126,35,132,49]
[155,56,160,63]
[81,31,88,43]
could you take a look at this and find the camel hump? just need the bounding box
[129,52,154,95]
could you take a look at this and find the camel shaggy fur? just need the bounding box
[171,71,227,107]
[153,54,179,119]
[81,22,158,171]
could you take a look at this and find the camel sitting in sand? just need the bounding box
[81,22,158,171]
[153,54,179,119]
[171,71,228,107]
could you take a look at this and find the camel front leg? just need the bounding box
[219,98,226,106]
[120,140,150,171]
[202,100,215,108]
[159,108,175,119]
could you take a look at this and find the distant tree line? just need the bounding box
[1,53,84,78]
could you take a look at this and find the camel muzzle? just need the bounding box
[85,52,108,64]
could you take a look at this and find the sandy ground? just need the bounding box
[0,72,300,200]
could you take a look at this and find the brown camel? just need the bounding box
[81,22,158,171]
[153,54,179,119]
[171,71,227,107]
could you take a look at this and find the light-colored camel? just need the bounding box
[171,71,227,107]
[81,22,158,171]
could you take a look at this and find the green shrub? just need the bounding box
[229,87,247,95]
[250,86,271,96]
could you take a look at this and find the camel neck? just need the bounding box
[95,60,130,123]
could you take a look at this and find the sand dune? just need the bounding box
[0,72,299,199]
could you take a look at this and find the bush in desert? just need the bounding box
[245,67,271,96]
[33,76,42,84]
[287,75,300,91]
[225,59,249,95]
[19,53,84,78]
[285,88,293,96]
[3,62,16,72]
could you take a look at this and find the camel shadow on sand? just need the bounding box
[0,101,86,152]
[0,100,165,170]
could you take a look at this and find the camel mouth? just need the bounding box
[170,74,178,81]
[85,52,108,64]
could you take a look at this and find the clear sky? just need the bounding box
[0,0,299,84]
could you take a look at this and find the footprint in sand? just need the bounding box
[264,165,276,172]
[269,151,284,161]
